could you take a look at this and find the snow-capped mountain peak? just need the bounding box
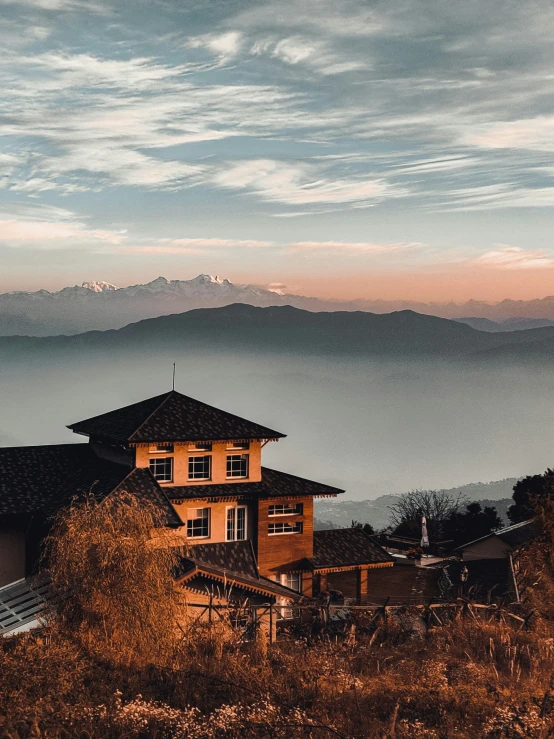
[190,274,228,286]
[81,281,118,293]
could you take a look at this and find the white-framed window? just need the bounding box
[189,442,212,451]
[226,454,249,478]
[188,455,211,480]
[226,506,247,541]
[268,503,303,517]
[149,457,173,482]
[281,572,302,593]
[226,441,250,450]
[187,508,210,538]
[268,522,303,535]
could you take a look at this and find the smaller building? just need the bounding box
[454,520,535,561]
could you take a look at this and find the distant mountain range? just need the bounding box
[5,274,554,337]
[0,274,361,336]
[314,478,518,530]
[455,317,554,332]
[4,303,554,362]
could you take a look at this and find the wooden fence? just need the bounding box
[184,598,532,644]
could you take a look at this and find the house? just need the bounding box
[0,390,393,616]
[454,520,535,562]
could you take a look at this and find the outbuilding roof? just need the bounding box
[176,541,300,600]
[168,466,344,501]
[68,390,285,444]
[311,528,394,570]
[453,519,535,553]
[0,443,181,527]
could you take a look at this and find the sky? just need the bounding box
[2,0,554,301]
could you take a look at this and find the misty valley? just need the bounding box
[2,343,553,504]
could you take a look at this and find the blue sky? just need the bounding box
[2,0,554,300]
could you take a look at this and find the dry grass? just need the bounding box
[2,494,554,738]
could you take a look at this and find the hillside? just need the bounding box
[4,303,554,362]
[315,478,518,529]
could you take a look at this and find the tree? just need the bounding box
[351,520,376,536]
[508,469,554,524]
[389,489,467,541]
[443,502,503,549]
[44,492,185,667]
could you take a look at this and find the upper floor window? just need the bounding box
[269,503,303,517]
[281,572,302,592]
[187,508,210,538]
[226,441,250,450]
[149,457,173,482]
[149,444,174,454]
[189,442,212,451]
[268,522,303,536]
[226,454,249,479]
[188,455,211,480]
[226,506,247,541]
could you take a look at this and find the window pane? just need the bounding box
[189,442,212,451]
[187,508,210,538]
[226,507,247,541]
[281,573,302,592]
[188,456,211,480]
[149,444,174,454]
[268,522,303,535]
[268,503,303,516]
[226,508,235,541]
[149,457,173,482]
[236,507,246,540]
[226,454,249,478]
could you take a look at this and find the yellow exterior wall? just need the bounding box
[134,440,263,488]
[170,498,256,544]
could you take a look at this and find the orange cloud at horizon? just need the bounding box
[275,264,554,304]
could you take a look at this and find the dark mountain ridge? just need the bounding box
[4,303,554,362]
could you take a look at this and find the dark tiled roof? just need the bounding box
[312,528,394,569]
[175,541,299,600]
[169,466,344,501]
[68,390,285,443]
[187,541,259,579]
[0,443,181,527]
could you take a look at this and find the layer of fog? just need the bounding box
[1,351,552,501]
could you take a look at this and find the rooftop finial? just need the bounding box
[172,362,176,391]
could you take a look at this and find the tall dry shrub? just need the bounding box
[44,492,185,667]
[518,496,554,626]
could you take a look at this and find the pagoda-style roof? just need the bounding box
[68,390,285,444]
[168,466,344,501]
[175,541,300,601]
[0,443,181,527]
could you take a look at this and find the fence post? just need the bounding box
[269,603,274,645]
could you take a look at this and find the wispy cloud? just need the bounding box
[461,116,554,153]
[189,31,243,61]
[213,159,399,206]
[251,35,368,76]
[0,218,125,247]
[126,237,272,254]
[289,240,420,254]
[474,245,554,270]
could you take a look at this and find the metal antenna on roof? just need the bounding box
[172,362,176,391]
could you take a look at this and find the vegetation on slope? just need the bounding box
[2,493,554,738]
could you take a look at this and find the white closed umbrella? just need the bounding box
[421,515,429,548]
